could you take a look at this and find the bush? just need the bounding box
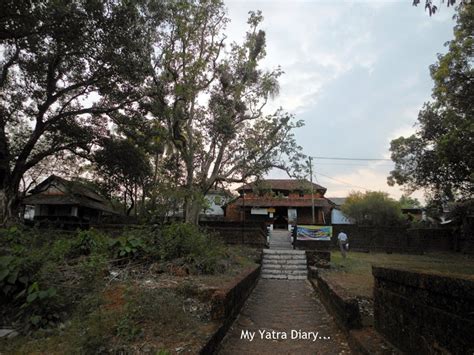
[159,223,225,274]
[0,255,29,301]
[108,233,146,259]
[0,227,113,331]
[17,282,62,330]
[341,191,404,226]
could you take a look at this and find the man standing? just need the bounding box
[292,223,298,250]
[337,231,348,258]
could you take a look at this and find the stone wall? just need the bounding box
[200,265,261,354]
[200,221,267,247]
[373,266,474,354]
[332,225,455,253]
[305,250,330,268]
[312,271,362,330]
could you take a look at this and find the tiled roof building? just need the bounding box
[224,179,333,229]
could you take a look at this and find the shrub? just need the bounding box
[341,191,404,226]
[17,282,62,330]
[159,223,225,274]
[0,255,29,301]
[69,229,108,258]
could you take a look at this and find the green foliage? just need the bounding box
[0,227,111,331]
[109,234,146,259]
[159,223,225,274]
[341,191,403,226]
[147,2,305,223]
[0,0,158,223]
[399,195,422,209]
[18,282,61,330]
[412,0,468,17]
[0,255,29,299]
[71,229,108,257]
[389,5,473,200]
[94,138,153,215]
[116,316,143,341]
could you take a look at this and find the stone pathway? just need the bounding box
[218,230,352,354]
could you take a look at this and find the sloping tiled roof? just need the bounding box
[233,197,331,207]
[22,175,119,214]
[238,179,326,193]
[29,175,107,203]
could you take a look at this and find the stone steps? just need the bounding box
[263,259,307,265]
[261,275,307,280]
[261,248,308,280]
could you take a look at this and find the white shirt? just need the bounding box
[337,232,348,242]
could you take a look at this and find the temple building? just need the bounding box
[223,179,333,229]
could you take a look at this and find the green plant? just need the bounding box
[18,282,61,329]
[0,255,29,300]
[109,235,145,259]
[159,223,225,274]
[116,316,143,341]
[72,229,108,257]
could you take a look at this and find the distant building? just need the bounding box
[22,175,119,226]
[327,197,353,225]
[224,179,332,229]
[200,188,234,220]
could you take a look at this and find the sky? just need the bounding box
[224,0,458,202]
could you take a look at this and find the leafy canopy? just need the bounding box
[0,0,157,222]
[341,191,403,226]
[388,5,473,201]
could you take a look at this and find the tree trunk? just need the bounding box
[184,196,201,225]
[0,188,19,226]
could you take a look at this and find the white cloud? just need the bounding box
[224,0,455,205]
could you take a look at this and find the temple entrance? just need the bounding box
[273,206,288,229]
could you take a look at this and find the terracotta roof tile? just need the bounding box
[238,179,326,193]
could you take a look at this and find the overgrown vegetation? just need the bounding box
[0,223,256,352]
[341,191,404,226]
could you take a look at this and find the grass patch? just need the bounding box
[326,251,474,297]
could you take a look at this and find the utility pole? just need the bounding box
[308,157,315,224]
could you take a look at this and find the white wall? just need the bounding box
[203,193,227,216]
[331,208,353,224]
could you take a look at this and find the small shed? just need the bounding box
[22,175,119,226]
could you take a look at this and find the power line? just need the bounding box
[313,162,394,167]
[311,156,392,161]
[315,171,371,191]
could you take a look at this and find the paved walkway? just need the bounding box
[218,230,352,354]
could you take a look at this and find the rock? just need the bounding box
[0,328,19,338]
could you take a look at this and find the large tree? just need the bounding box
[0,0,157,224]
[148,1,304,223]
[388,5,473,201]
[341,191,403,226]
[94,137,152,216]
